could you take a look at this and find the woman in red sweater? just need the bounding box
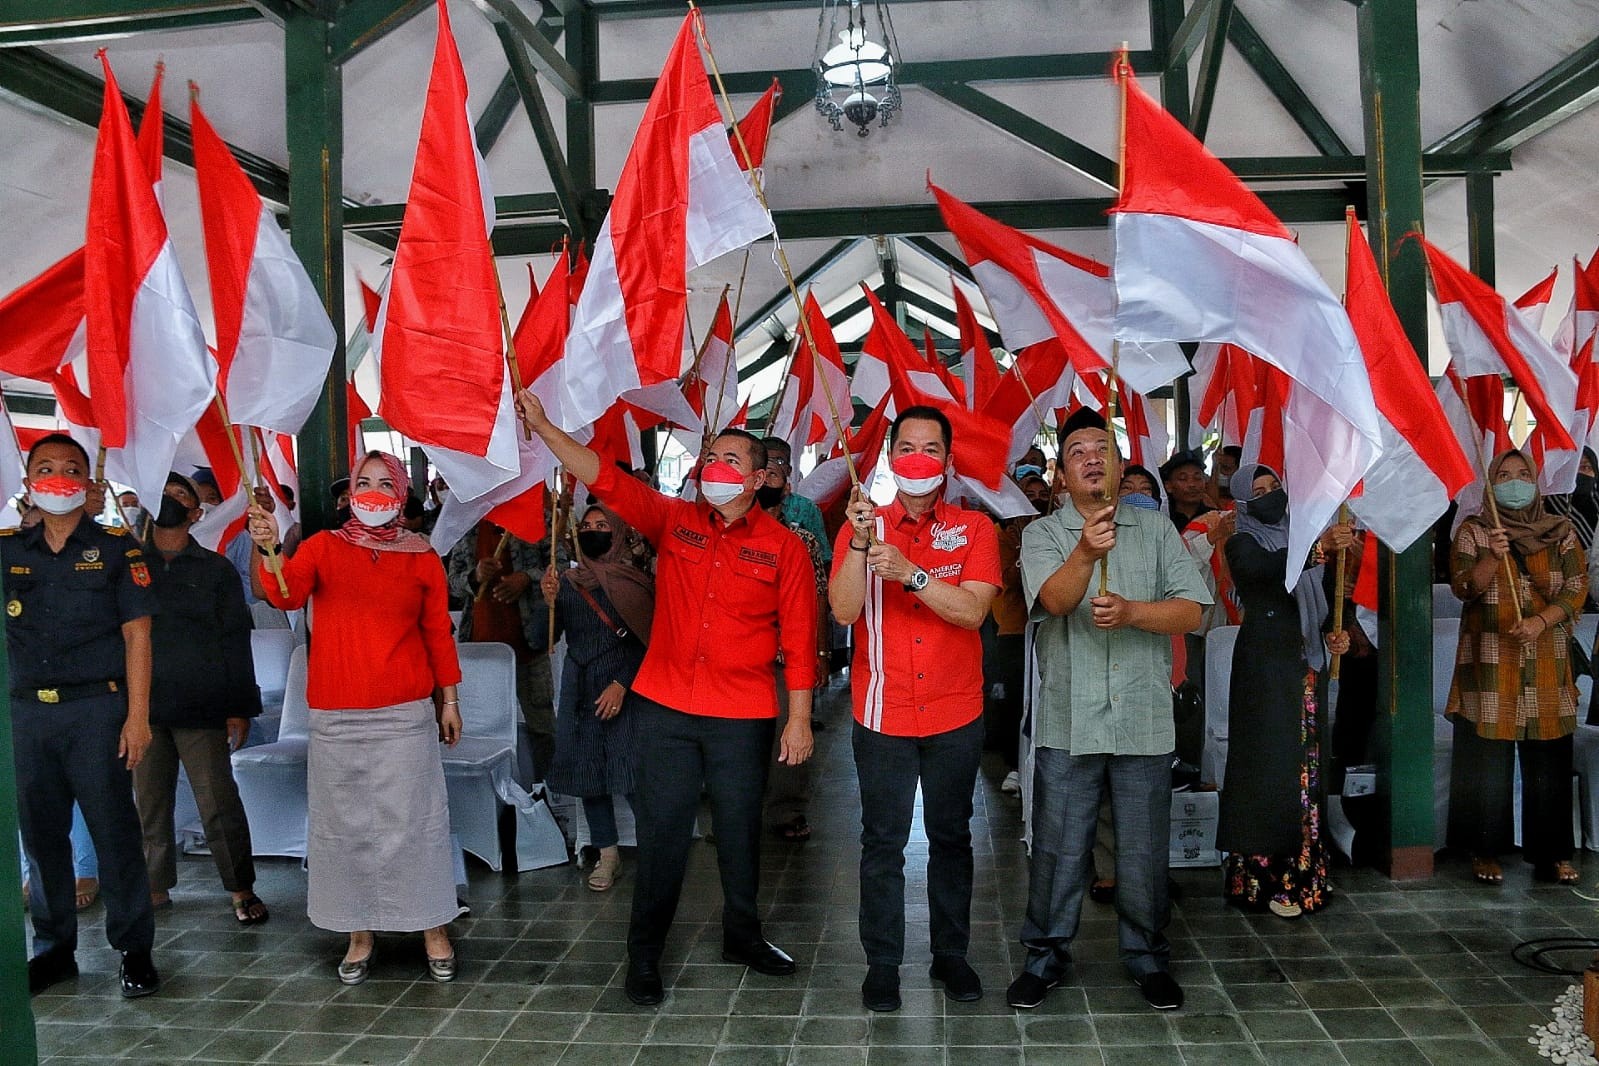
[247,451,464,984]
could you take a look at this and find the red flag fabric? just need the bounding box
[347,381,372,464]
[376,0,516,502]
[730,78,780,171]
[1514,267,1558,331]
[1343,213,1475,550]
[794,392,893,509]
[952,283,999,411]
[982,339,1076,464]
[359,275,382,332]
[770,291,850,455]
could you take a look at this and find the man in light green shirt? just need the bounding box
[1006,410,1211,1014]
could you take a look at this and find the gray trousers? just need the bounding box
[13,692,155,956]
[133,725,256,895]
[1022,748,1171,980]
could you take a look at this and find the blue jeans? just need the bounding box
[583,793,636,850]
[852,717,983,966]
[627,698,775,965]
[1021,748,1172,980]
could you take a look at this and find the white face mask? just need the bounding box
[698,461,747,506]
[350,491,402,528]
[891,454,946,497]
[29,477,87,516]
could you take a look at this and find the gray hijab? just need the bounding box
[1231,466,1329,672]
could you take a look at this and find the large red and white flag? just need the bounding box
[82,53,214,511]
[192,95,336,436]
[1188,343,1265,447]
[557,13,771,432]
[1417,234,1579,493]
[952,283,999,411]
[982,339,1077,464]
[769,290,850,456]
[1109,63,1382,585]
[1342,214,1474,550]
[1515,267,1559,332]
[1554,249,1599,361]
[373,0,515,503]
[1075,372,1169,472]
[794,392,893,510]
[672,293,739,456]
[931,180,1188,396]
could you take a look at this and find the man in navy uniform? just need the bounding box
[5,433,161,997]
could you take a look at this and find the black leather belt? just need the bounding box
[14,680,121,705]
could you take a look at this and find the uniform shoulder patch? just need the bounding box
[0,528,16,537]
[103,525,128,537]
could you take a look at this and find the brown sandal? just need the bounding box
[1537,861,1581,885]
[1472,857,1503,885]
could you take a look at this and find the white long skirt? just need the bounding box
[306,700,457,933]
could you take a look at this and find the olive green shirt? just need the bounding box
[1021,499,1212,756]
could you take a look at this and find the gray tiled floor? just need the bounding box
[26,679,1595,1064]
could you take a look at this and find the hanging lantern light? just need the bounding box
[813,0,903,137]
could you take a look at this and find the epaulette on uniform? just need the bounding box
[102,525,128,537]
[0,528,15,537]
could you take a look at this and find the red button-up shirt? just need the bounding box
[830,497,1002,737]
[588,464,818,719]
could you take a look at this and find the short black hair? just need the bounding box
[1160,452,1204,480]
[890,405,952,450]
[760,436,792,461]
[278,483,296,508]
[1120,463,1163,504]
[403,491,425,520]
[712,429,767,471]
[330,477,350,500]
[1055,407,1107,452]
[26,432,90,472]
[1220,445,1242,463]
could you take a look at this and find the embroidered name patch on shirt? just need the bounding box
[931,523,969,552]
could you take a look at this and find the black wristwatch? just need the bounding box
[904,568,930,593]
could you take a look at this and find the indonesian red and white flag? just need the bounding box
[1075,372,1169,472]
[672,293,739,455]
[373,0,515,503]
[1417,234,1579,493]
[953,283,999,410]
[794,392,893,510]
[192,95,336,436]
[1515,267,1559,332]
[769,290,850,456]
[730,78,780,173]
[1554,250,1599,361]
[1109,63,1382,587]
[556,13,772,433]
[1188,343,1263,447]
[932,180,1188,396]
[187,402,249,552]
[860,285,1013,492]
[1342,214,1474,551]
[982,339,1077,464]
[82,53,214,511]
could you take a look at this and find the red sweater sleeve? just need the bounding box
[260,533,321,610]
[587,463,679,547]
[418,550,462,687]
[777,529,819,690]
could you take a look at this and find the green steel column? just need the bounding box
[564,9,600,248]
[1466,172,1495,285]
[0,614,37,1061]
[1358,0,1434,880]
[286,9,348,535]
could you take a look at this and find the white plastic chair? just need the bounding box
[444,643,568,872]
[1201,625,1238,788]
[250,629,298,735]
[231,646,311,857]
[1432,618,1460,850]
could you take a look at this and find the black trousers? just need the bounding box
[627,697,775,965]
[853,717,983,967]
[1449,721,1574,865]
[13,691,155,956]
[984,635,1024,770]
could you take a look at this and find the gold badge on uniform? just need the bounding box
[81,548,100,564]
[6,600,20,618]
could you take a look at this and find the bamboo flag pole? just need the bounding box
[212,395,289,596]
[689,2,862,495]
[1330,503,1350,680]
[491,260,531,442]
[1098,42,1132,598]
[546,472,571,654]
[1445,373,1524,623]
[474,529,515,604]
[89,446,136,531]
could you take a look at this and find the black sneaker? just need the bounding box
[119,949,160,999]
[27,947,77,996]
[861,964,901,1012]
[1005,971,1058,1010]
[1135,970,1183,1011]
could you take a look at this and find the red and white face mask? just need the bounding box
[29,476,87,515]
[349,490,401,528]
[891,453,946,497]
[699,461,748,506]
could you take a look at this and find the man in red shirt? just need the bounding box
[517,391,818,1007]
[829,406,1002,1012]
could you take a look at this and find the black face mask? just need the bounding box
[576,531,613,559]
[1578,473,1597,497]
[755,485,785,510]
[154,495,191,528]
[1250,488,1288,525]
[1030,498,1048,515]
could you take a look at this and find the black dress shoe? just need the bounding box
[721,937,795,976]
[1005,971,1059,1010]
[27,947,77,996]
[119,949,160,999]
[929,956,983,1002]
[861,964,901,1012]
[624,959,664,1006]
[1135,970,1184,1011]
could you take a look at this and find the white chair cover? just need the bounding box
[445,643,568,872]
[1202,625,1239,788]
[1432,584,1463,620]
[1432,618,1460,850]
[231,646,311,857]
